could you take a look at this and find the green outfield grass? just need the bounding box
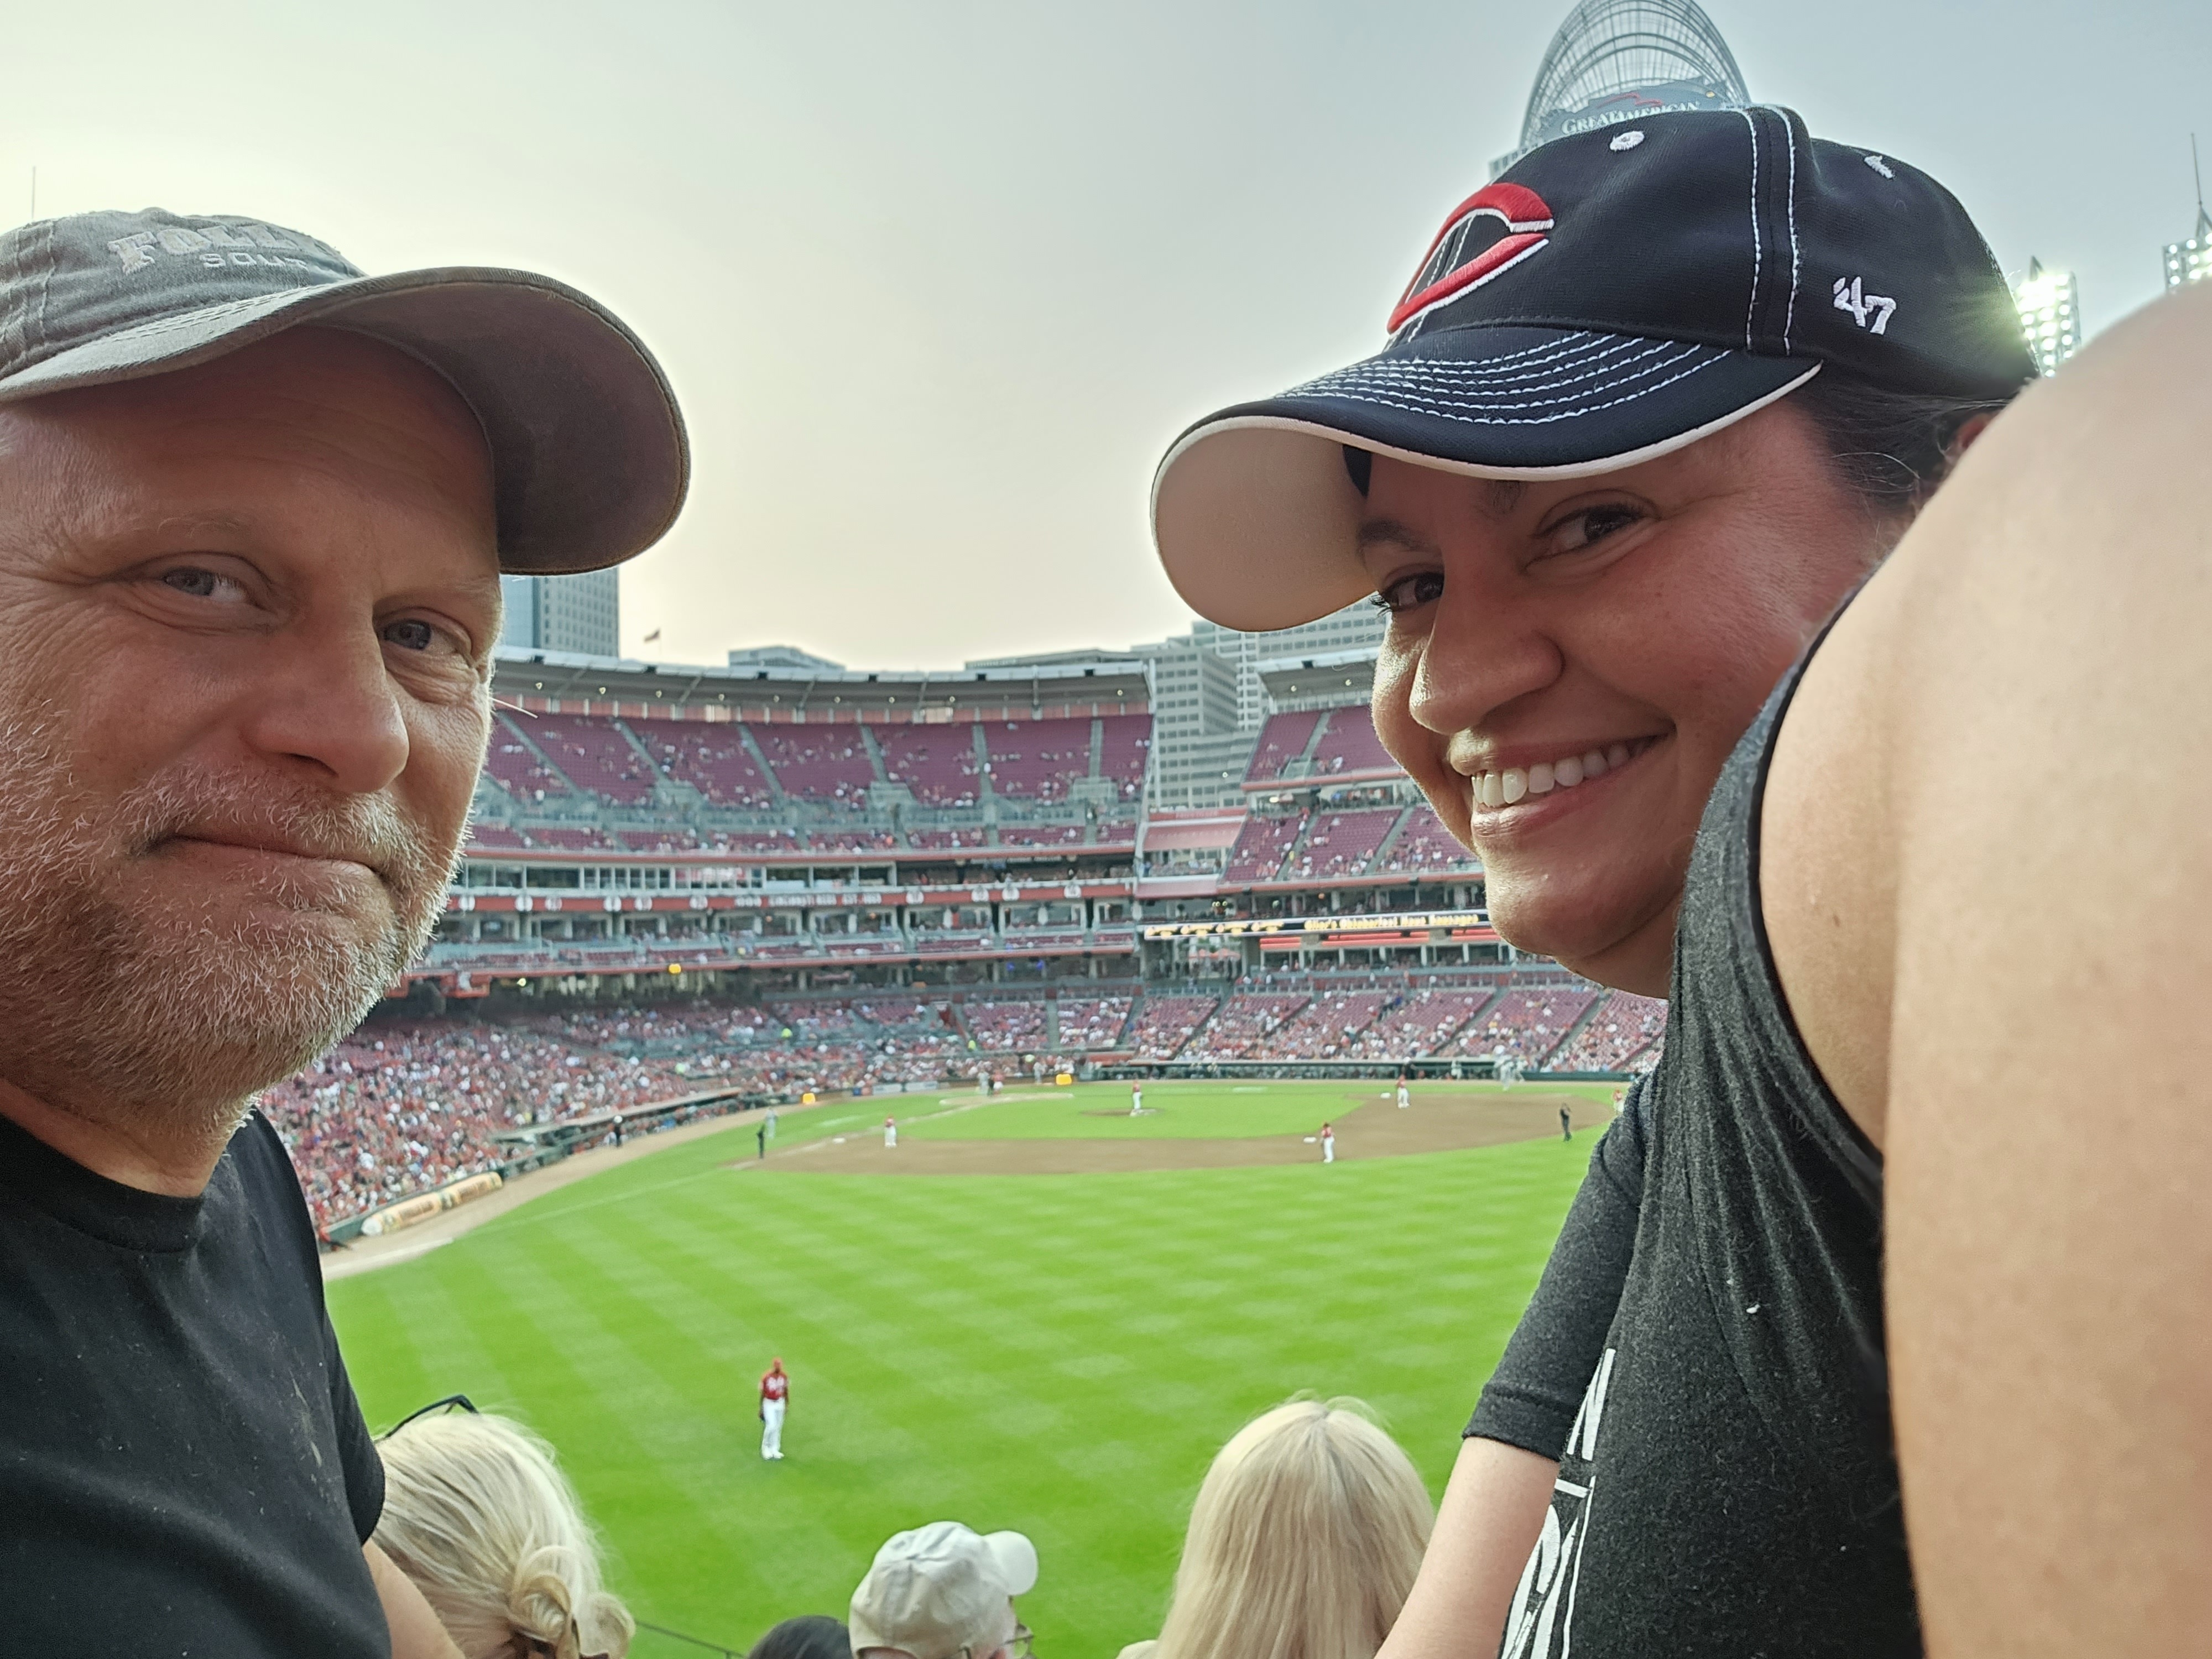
[328,1081,1604,1659]
[905,1077,1375,1140]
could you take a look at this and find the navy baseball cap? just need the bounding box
[1153,106,2037,629]
[0,208,687,574]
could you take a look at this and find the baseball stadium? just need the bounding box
[306,611,1654,1653]
[206,3,2206,1656]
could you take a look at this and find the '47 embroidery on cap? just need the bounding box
[1832,275,1896,335]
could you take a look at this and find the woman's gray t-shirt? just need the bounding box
[1469,659,1920,1657]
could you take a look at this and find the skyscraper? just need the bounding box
[498,570,622,658]
[2012,258,2081,376]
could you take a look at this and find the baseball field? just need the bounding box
[326,1079,1618,1658]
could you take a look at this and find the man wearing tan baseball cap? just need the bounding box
[850,1522,1039,1659]
[0,205,685,1656]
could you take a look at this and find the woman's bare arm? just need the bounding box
[1766,279,2212,1653]
[1381,1436,1557,1659]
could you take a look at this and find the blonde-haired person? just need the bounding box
[1121,1398,1433,1659]
[373,1402,635,1659]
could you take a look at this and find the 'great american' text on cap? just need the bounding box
[0,208,688,575]
[1151,107,2038,630]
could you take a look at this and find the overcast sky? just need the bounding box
[8,1,2205,669]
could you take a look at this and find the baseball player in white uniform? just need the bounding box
[884,1114,898,1149]
[1130,1081,1144,1115]
[1321,1122,1335,1164]
[759,1358,789,1460]
[1395,1077,1411,1110]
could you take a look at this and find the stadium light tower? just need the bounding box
[2163,135,2212,291]
[1495,0,1751,174]
[2012,257,2081,377]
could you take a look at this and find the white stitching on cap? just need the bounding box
[1297,337,1706,403]
[1738,108,1761,350]
[1289,343,1723,424]
[1781,111,1801,350]
[1301,335,1673,393]
[1286,349,1726,427]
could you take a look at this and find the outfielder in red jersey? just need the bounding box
[759,1358,789,1460]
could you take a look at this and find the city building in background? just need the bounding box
[2012,258,2083,376]
[1495,0,1749,175]
[499,570,620,658]
[728,644,847,673]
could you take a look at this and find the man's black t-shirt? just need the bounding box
[0,1108,389,1656]
[1468,655,1920,1657]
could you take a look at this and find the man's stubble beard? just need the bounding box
[0,703,461,1154]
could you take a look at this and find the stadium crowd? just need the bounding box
[269,975,1658,1235]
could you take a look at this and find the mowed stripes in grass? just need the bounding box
[328,1088,1599,1659]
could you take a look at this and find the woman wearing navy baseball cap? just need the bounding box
[1157,104,2212,1656]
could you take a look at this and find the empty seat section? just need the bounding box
[638,724,774,807]
[877,725,980,807]
[526,826,611,851]
[1245,709,1323,781]
[1282,808,1399,880]
[984,718,1093,802]
[1097,714,1151,799]
[998,825,1085,847]
[529,714,658,804]
[1308,706,1398,778]
[1375,805,1479,875]
[482,714,573,800]
[752,727,877,805]
[1222,812,1305,883]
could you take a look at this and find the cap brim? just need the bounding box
[0,267,688,575]
[1152,326,1817,631]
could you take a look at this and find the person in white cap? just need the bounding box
[850,1521,1038,1659]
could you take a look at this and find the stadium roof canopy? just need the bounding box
[1498,0,1750,172]
[489,646,1152,721]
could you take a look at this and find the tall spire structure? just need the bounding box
[2166,135,2212,290]
[1494,0,1750,175]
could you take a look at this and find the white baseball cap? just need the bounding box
[849,1522,1039,1659]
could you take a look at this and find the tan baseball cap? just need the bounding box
[849,1522,1038,1659]
[0,207,687,575]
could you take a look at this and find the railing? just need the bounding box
[634,1618,743,1656]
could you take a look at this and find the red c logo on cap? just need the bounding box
[1387,182,1555,335]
